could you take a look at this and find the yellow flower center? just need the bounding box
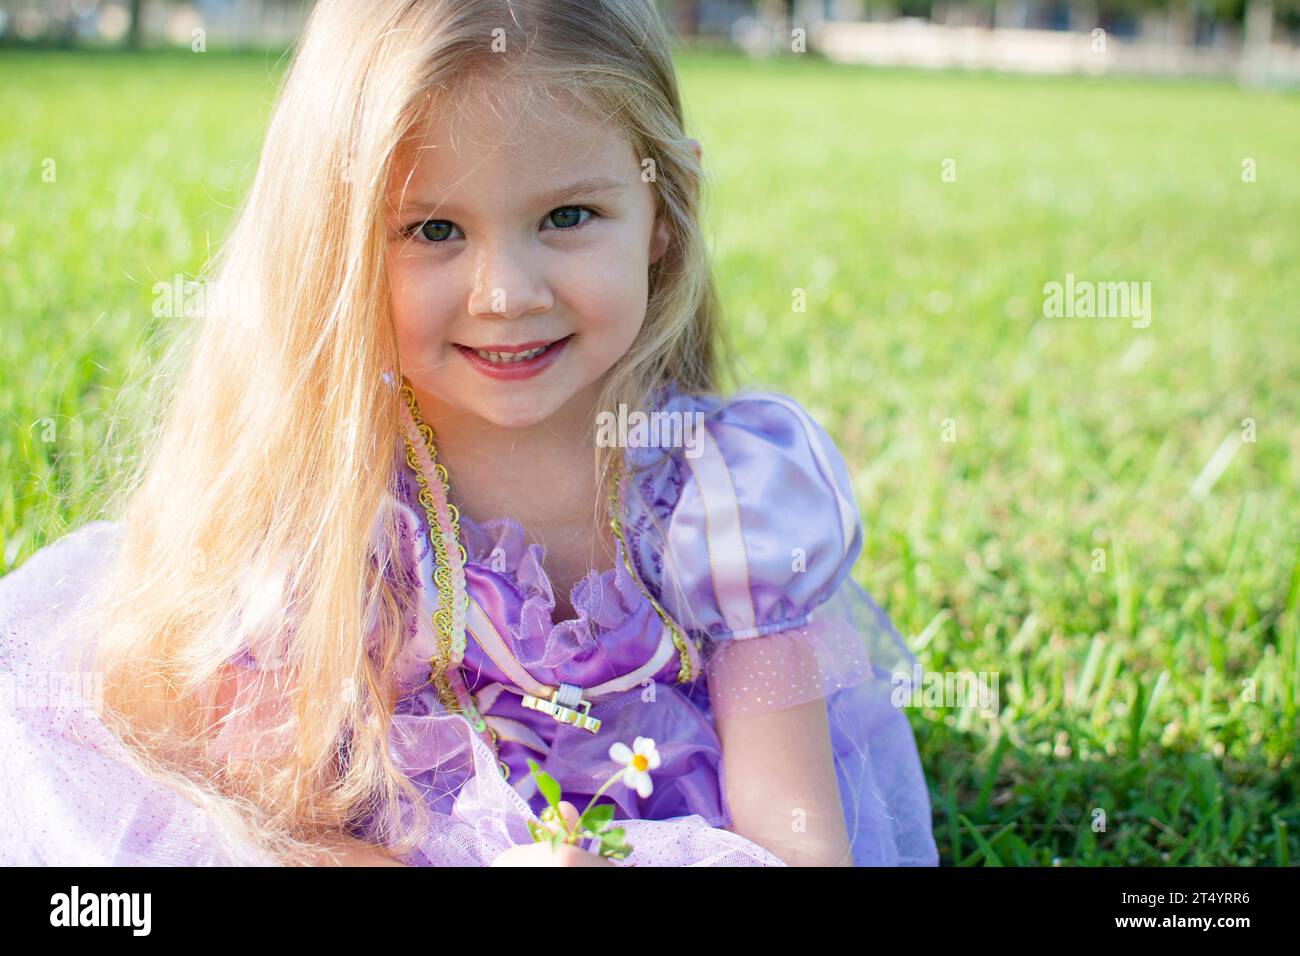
[631,754,649,772]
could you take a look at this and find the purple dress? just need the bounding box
[0,381,938,866]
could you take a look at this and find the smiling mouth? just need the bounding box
[453,334,573,365]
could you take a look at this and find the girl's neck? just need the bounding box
[408,379,606,533]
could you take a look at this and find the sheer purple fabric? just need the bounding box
[0,521,276,865]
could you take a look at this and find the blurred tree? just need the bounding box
[671,0,702,34]
[126,0,144,48]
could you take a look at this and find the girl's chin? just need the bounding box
[467,401,566,431]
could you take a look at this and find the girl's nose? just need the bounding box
[467,240,552,320]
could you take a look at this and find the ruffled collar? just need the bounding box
[454,507,652,671]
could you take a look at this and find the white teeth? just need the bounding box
[473,344,548,364]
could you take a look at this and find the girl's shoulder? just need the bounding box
[621,382,864,643]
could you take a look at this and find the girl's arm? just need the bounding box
[711,637,853,867]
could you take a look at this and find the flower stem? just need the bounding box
[565,769,626,845]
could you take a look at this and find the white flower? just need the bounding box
[608,736,660,798]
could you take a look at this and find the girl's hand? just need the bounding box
[542,799,582,835]
[491,801,615,867]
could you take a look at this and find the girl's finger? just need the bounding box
[557,800,581,829]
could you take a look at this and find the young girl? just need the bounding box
[0,0,937,867]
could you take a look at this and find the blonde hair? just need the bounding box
[67,0,736,864]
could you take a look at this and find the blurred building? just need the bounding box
[2,0,1296,87]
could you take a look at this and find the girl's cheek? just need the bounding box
[596,265,650,337]
[389,263,450,347]
[573,242,648,326]
[395,313,449,364]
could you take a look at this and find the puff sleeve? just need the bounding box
[622,387,918,719]
[622,388,939,865]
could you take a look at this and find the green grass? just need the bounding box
[2,47,1297,865]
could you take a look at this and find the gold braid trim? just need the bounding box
[399,384,507,776]
[607,456,699,684]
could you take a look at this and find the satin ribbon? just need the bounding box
[472,682,550,755]
[466,596,679,702]
[463,594,681,757]
[682,424,756,637]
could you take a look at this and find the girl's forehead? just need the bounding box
[405,80,610,156]
[388,85,634,194]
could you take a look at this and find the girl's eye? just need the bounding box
[404,205,598,244]
[412,220,458,243]
[545,205,597,231]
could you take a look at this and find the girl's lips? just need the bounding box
[453,334,573,381]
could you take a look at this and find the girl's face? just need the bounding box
[385,83,675,431]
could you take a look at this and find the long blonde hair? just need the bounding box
[67,0,735,864]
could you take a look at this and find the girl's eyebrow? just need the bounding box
[538,175,628,204]
[399,175,628,213]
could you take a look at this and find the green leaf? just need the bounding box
[597,827,632,860]
[579,802,616,832]
[598,826,627,849]
[527,759,563,813]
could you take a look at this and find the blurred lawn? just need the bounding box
[1,48,1297,865]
